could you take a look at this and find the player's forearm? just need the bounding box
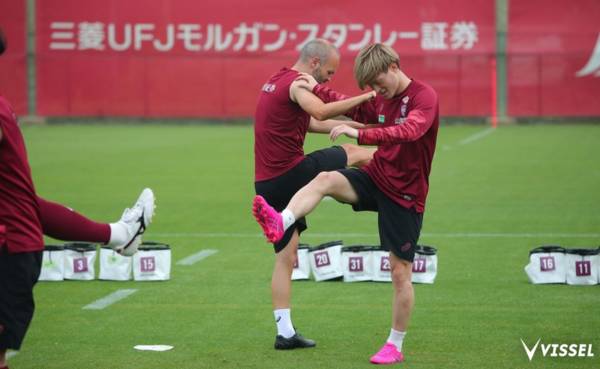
[358,111,430,145]
[309,118,366,133]
[312,92,374,121]
[312,85,372,122]
[312,84,350,103]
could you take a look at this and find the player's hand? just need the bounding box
[330,124,359,141]
[294,73,318,91]
[366,90,376,100]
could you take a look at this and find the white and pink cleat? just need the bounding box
[370,342,404,365]
[252,195,284,243]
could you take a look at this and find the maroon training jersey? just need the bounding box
[314,80,439,212]
[254,68,310,181]
[0,95,43,253]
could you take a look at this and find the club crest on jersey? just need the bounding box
[262,83,276,93]
[378,114,385,123]
[400,96,409,117]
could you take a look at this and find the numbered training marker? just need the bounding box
[411,245,438,284]
[565,248,599,286]
[99,246,133,281]
[342,245,375,282]
[63,243,97,280]
[133,242,171,281]
[308,241,344,282]
[524,245,567,284]
[39,245,66,281]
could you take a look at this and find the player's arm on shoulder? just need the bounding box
[358,88,438,145]
[0,125,3,142]
[308,117,366,134]
[290,79,376,121]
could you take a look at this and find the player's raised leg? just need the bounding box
[253,171,358,243]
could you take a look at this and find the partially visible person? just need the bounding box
[0,27,155,369]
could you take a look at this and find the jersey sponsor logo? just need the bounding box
[395,117,407,124]
[576,34,600,77]
[262,83,276,93]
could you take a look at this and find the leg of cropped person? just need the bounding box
[36,188,155,251]
[37,197,110,243]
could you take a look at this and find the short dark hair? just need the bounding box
[299,39,339,64]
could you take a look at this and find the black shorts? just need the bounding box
[338,168,423,262]
[255,146,347,253]
[0,247,42,350]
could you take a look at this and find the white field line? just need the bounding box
[459,127,496,145]
[176,249,219,266]
[83,289,138,310]
[153,232,600,239]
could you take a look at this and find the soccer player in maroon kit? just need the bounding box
[254,39,377,349]
[253,43,439,364]
[0,29,154,369]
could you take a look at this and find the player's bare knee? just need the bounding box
[341,143,357,164]
[340,143,355,153]
[313,171,337,193]
[342,144,374,167]
[391,260,412,286]
[276,242,297,266]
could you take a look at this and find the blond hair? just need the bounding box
[353,44,399,90]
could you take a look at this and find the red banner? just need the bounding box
[508,0,600,116]
[36,0,495,118]
[0,0,27,115]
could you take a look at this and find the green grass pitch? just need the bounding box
[8,123,600,369]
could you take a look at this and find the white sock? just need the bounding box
[274,308,296,338]
[387,329,406,351]
[281,209,296,231]
[107,222,127,246]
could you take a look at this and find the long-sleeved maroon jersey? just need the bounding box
[313,79,439,212]
[0,95,43,253]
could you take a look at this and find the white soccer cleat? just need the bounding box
[119,235,142,257]
[113,188,155,256]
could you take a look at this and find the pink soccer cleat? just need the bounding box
[369,342,404,365]
[252,195,284,243]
